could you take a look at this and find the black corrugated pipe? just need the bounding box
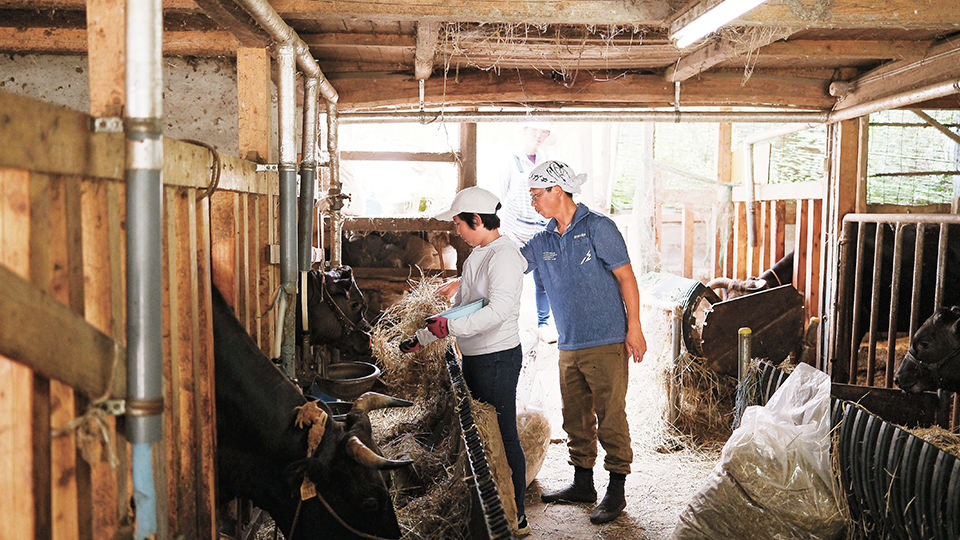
[124,0,165,538]
[277,43,298,379]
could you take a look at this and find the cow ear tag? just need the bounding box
[300,477,317,500]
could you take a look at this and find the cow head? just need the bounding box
[301,266,372,357]
[895,306,960,393]
[280,393,412,540]
[706,276,768,301]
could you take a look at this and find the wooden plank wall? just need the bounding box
[0,90,277,539]
[730,181,825,319]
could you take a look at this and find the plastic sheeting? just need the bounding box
[672,363,847,540]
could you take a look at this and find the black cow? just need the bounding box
[894,306,960,393]
[707,251,794,300]
[213,285,411,539]
[299,266,372,358]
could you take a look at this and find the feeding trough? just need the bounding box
[315,361,381,401]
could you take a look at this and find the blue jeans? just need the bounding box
[534,269,551,327]
[462,345,526,517]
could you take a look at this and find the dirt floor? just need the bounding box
[513,275,725,540]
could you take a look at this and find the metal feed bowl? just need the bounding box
[315,361,381,401]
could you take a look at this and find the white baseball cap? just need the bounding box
[434,186,501,221]
[528,160,588,194]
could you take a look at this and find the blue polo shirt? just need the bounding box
[521,203,630,351]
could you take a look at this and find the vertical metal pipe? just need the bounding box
[666,312,682,426]
[833,220,853,381]
[277,43,298,378]
[299,77,319,272]
[935,223,948,309]
[738,328,752,384]
[744,144,757,247]
[886,224,904,388]
[849,222,866,383]
[125,0,164,538]
[326,101,343,266]
[866,224,885,387]
[910,223,925,336]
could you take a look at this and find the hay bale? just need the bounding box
[474,401,518,531]
[518,409,551,486]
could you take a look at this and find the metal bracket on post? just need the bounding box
[256,163,280,172]
[90,117,124,133]
[98,399,127,416]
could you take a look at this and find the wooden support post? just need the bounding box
[682,204,694,278]
[237,48,272,163]
[1,168,36,540]
[86,0,124,117]
[806,199,823,318]
[793,199,809,298]
[458,122,477,190]
[771,200,786,264]
[715,123,732,277]
[735,202,747,280]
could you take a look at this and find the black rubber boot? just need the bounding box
[540,466,597,504]
[590,472,626,524]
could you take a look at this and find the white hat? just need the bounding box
[434,186,501,221]
[528,160,588,194]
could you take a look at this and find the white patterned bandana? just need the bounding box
[527,160,587,194]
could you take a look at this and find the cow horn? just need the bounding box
[346,435,412,470]
[352,392,414,413]
[706,277,733,291]
[750,278,768,290]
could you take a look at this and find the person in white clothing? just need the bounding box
[496,123,556,341]
[403,186,530,536]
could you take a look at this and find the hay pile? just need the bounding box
[632,306,737,452]
[907,425,960,457]
[369,277,523,539]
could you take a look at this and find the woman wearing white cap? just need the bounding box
[405,186,531,535]
[522,160,647,525]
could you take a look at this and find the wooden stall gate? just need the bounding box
[0,90,278,539]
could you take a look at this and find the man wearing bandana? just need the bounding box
[521,160,647,525]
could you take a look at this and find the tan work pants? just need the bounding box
[557,342,632,475]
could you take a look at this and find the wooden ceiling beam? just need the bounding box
[269,0,672,25]
[415,21,440,80]
[0,0,198,11]
[300,33,416,48]
[739,0,960,29]
[666,27,790,82]
[756,40,932,61]
[330,69,833,110]
[0,26,238,56]
[833,36,960,112]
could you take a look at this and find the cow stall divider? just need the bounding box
[0,90,279,539]
[829,213,960,428]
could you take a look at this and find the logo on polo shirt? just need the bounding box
[580,250,592,264]
[543,252,557,261]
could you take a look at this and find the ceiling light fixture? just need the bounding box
[671,0,769,49]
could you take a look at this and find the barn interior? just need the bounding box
[1,0,959,539]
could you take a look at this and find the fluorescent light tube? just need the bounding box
[672,0,768,49]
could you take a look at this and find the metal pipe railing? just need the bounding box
[124,0,165,537]
[277,43,298,378]
[299,77,319,272]
[232,0,338,103]
[326,101,344,266]
[340,110,830,124]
